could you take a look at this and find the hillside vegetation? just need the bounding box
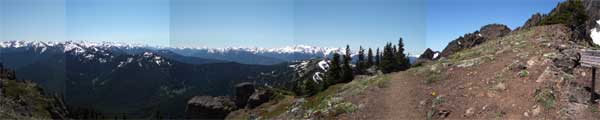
[229,23,600,119]
[346,24,599,119]
[0,77,69,119]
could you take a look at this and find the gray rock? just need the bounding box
[508,60,528,72]
[246,89,274,109]
[553,49,580,73]
[235,82,255,107]
[365,66,379,75]
[185,96,236,119]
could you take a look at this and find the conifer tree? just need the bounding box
[396,38,410,71]
[375,48,381,66]
[356,46,365,74]
[341,45,354,82]
[380,43,398,73]
[367,48,374,67]
[326,53,342,86]
[392,45,397,56]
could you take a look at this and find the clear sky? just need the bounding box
[426,0,562,52]
[1,0,563,55]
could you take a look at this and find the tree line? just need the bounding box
[299,37,411,96]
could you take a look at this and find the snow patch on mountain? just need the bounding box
[289,60,310,69]
[591,20,600,45]
[40,47,47,53]
[143,52,154,57]
[313,72,324,83]
[84,54,95,59]
[318,60,329,72]
[154,56,165,65]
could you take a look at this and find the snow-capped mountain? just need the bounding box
[0,40,342,56]
[173,45,341,55]
[0,40,347,65]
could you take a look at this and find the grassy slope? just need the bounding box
[1,79,60,119]
[226,74,391,119]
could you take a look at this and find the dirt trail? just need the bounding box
[380,72,426,119]
[340,71,426,119]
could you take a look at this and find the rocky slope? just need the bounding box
[0,66,69,119]
[440,24,511,57]
[339,24,599,119]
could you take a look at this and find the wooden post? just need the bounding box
[593,67,597,104]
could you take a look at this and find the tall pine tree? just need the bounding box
[396,38,410,71]
[325,53,342,86]
[367,48,374,67]
[375,48,381,66]
[341,45,354,82]
[380,43,398,73]
[356,46,365,74]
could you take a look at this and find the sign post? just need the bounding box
[593,67,597,103]
[580,49,600,103]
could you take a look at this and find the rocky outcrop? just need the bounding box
[479,24,512,40]
[414,48,440,65]
[418,48,437,60]
[185,96,236,119]
[519,13,545,30]
[246,89,274,109]
[186,82,278,118]
[440,24,511,57]
[234,82,255,108]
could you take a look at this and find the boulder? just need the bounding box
[553,49,580,73]
[246,89,274,109]
[365,66,379,75]
[234,82,255,107]
[185,96,236,119]
[508,60,527,72]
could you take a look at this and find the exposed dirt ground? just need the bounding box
[339,71,427,119]
[339,25,600,119]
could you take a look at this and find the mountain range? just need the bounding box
[0,40,418,117]
[0,40,317,116]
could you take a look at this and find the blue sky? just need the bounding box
[1,0,563,55]
[426,0,562,52]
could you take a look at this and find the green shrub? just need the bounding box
[539,0,588,28]
[518,70,529,78]
[534,88,556,109]
[333,102,358,114]
[424,74,443,84]
[294,77,327,96]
